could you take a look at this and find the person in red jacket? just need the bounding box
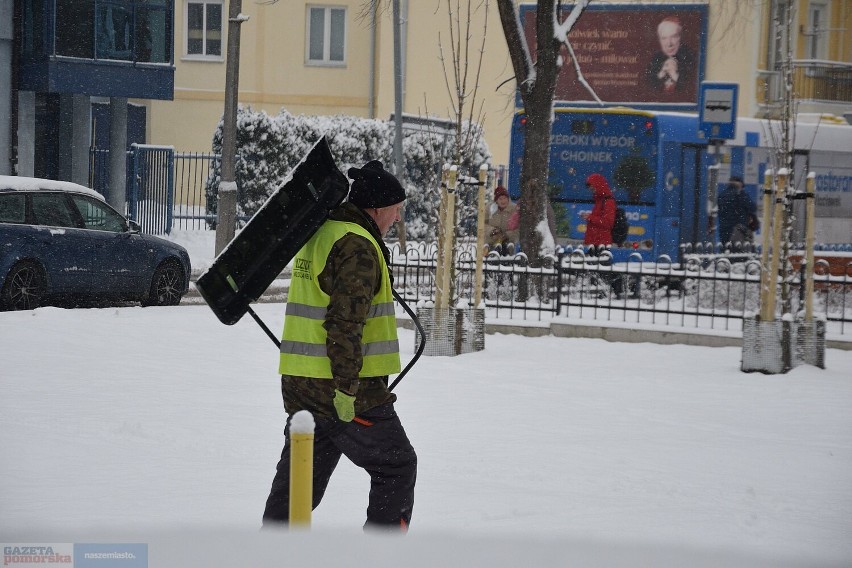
[582,173,616,254]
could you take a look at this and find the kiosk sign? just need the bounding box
[699,82,738,139]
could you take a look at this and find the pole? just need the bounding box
[706,140,722,243]
[391,0,407,248]
[759,170,774,321]
[215,0,248,255]
[765,168,788,321]
[289,410,315,528]
[438,166,458,310]
[804,172,816,322]
[435,166,449,310]
[474,165,488,308]
[706,162,719,243]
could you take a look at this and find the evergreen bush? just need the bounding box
[207,107,491,240]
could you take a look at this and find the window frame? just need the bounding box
[70,195,129,233]
[50,0,173,64]
[0,193,27,224]
[806,1,830,61]
[305,4,347,67]
[184,0,224,61]
[30,193,83,229]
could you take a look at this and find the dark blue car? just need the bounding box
[0,176,191,310]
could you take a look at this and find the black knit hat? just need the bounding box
[346,160,406,208]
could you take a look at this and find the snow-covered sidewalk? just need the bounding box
[2,303,851,566]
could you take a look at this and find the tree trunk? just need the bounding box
[496,0,562,267]
[519,103,552,263]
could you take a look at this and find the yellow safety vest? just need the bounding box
[278,220,400,378]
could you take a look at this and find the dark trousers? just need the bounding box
[262,402,417,530]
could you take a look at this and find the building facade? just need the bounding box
[2,1,849,190]
[1,0,175,209]
[757,0,852,119]
[146,0,852,165]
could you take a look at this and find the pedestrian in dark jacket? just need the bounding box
[717,176,757,247]
[583,173,616,255]
[263,160,417,531]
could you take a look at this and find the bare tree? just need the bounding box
[496,0,592,262]
[434,0,491,307]
[758,0,819,371]
[774,0,797,371]
[438,0,489,165]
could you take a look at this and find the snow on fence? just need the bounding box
[389,242,852,337]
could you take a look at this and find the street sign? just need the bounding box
[698,82,738,140]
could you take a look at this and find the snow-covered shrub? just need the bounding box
[684,261,762,313]
[207,107,491,241]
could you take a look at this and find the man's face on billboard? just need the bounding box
[657,21,682,57]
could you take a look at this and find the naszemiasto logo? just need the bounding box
[3,545,72,565]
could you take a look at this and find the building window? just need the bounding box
[55,0,95,58]
[137,1,172,64]
[306,5,346,65]
[20,0,47,58]
[51,0,172,64]
[806,1,829,60]
[186,0,223,58]
[96,3,134,60]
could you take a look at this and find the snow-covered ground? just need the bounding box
[163,229,220,274]
[1,230,851,567]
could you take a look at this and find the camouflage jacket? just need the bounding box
[281,203,397,418]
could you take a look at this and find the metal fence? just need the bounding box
[87,147,851,337]
[757,60,852,115]
[173,151,220,231]
[129,144,174,234]
[389,242,852,336]
[89,146,218,232]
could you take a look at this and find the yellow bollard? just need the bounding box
[289,410,314,529]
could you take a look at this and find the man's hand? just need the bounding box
[660,57,679,82]
[333,389,356,422]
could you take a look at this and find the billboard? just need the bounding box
[521,4,708,107]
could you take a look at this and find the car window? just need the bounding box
[31,193,79,228]
[70,195,127,233]
[0,194,26,223]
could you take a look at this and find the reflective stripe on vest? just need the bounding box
[278,220,401,378]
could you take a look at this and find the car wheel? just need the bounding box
[1,261,47,311]
[142,260,185,307]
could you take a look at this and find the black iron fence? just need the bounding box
[87,147,851,337]
[389,243,852,336]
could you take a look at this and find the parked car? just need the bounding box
[0,175,191,310]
